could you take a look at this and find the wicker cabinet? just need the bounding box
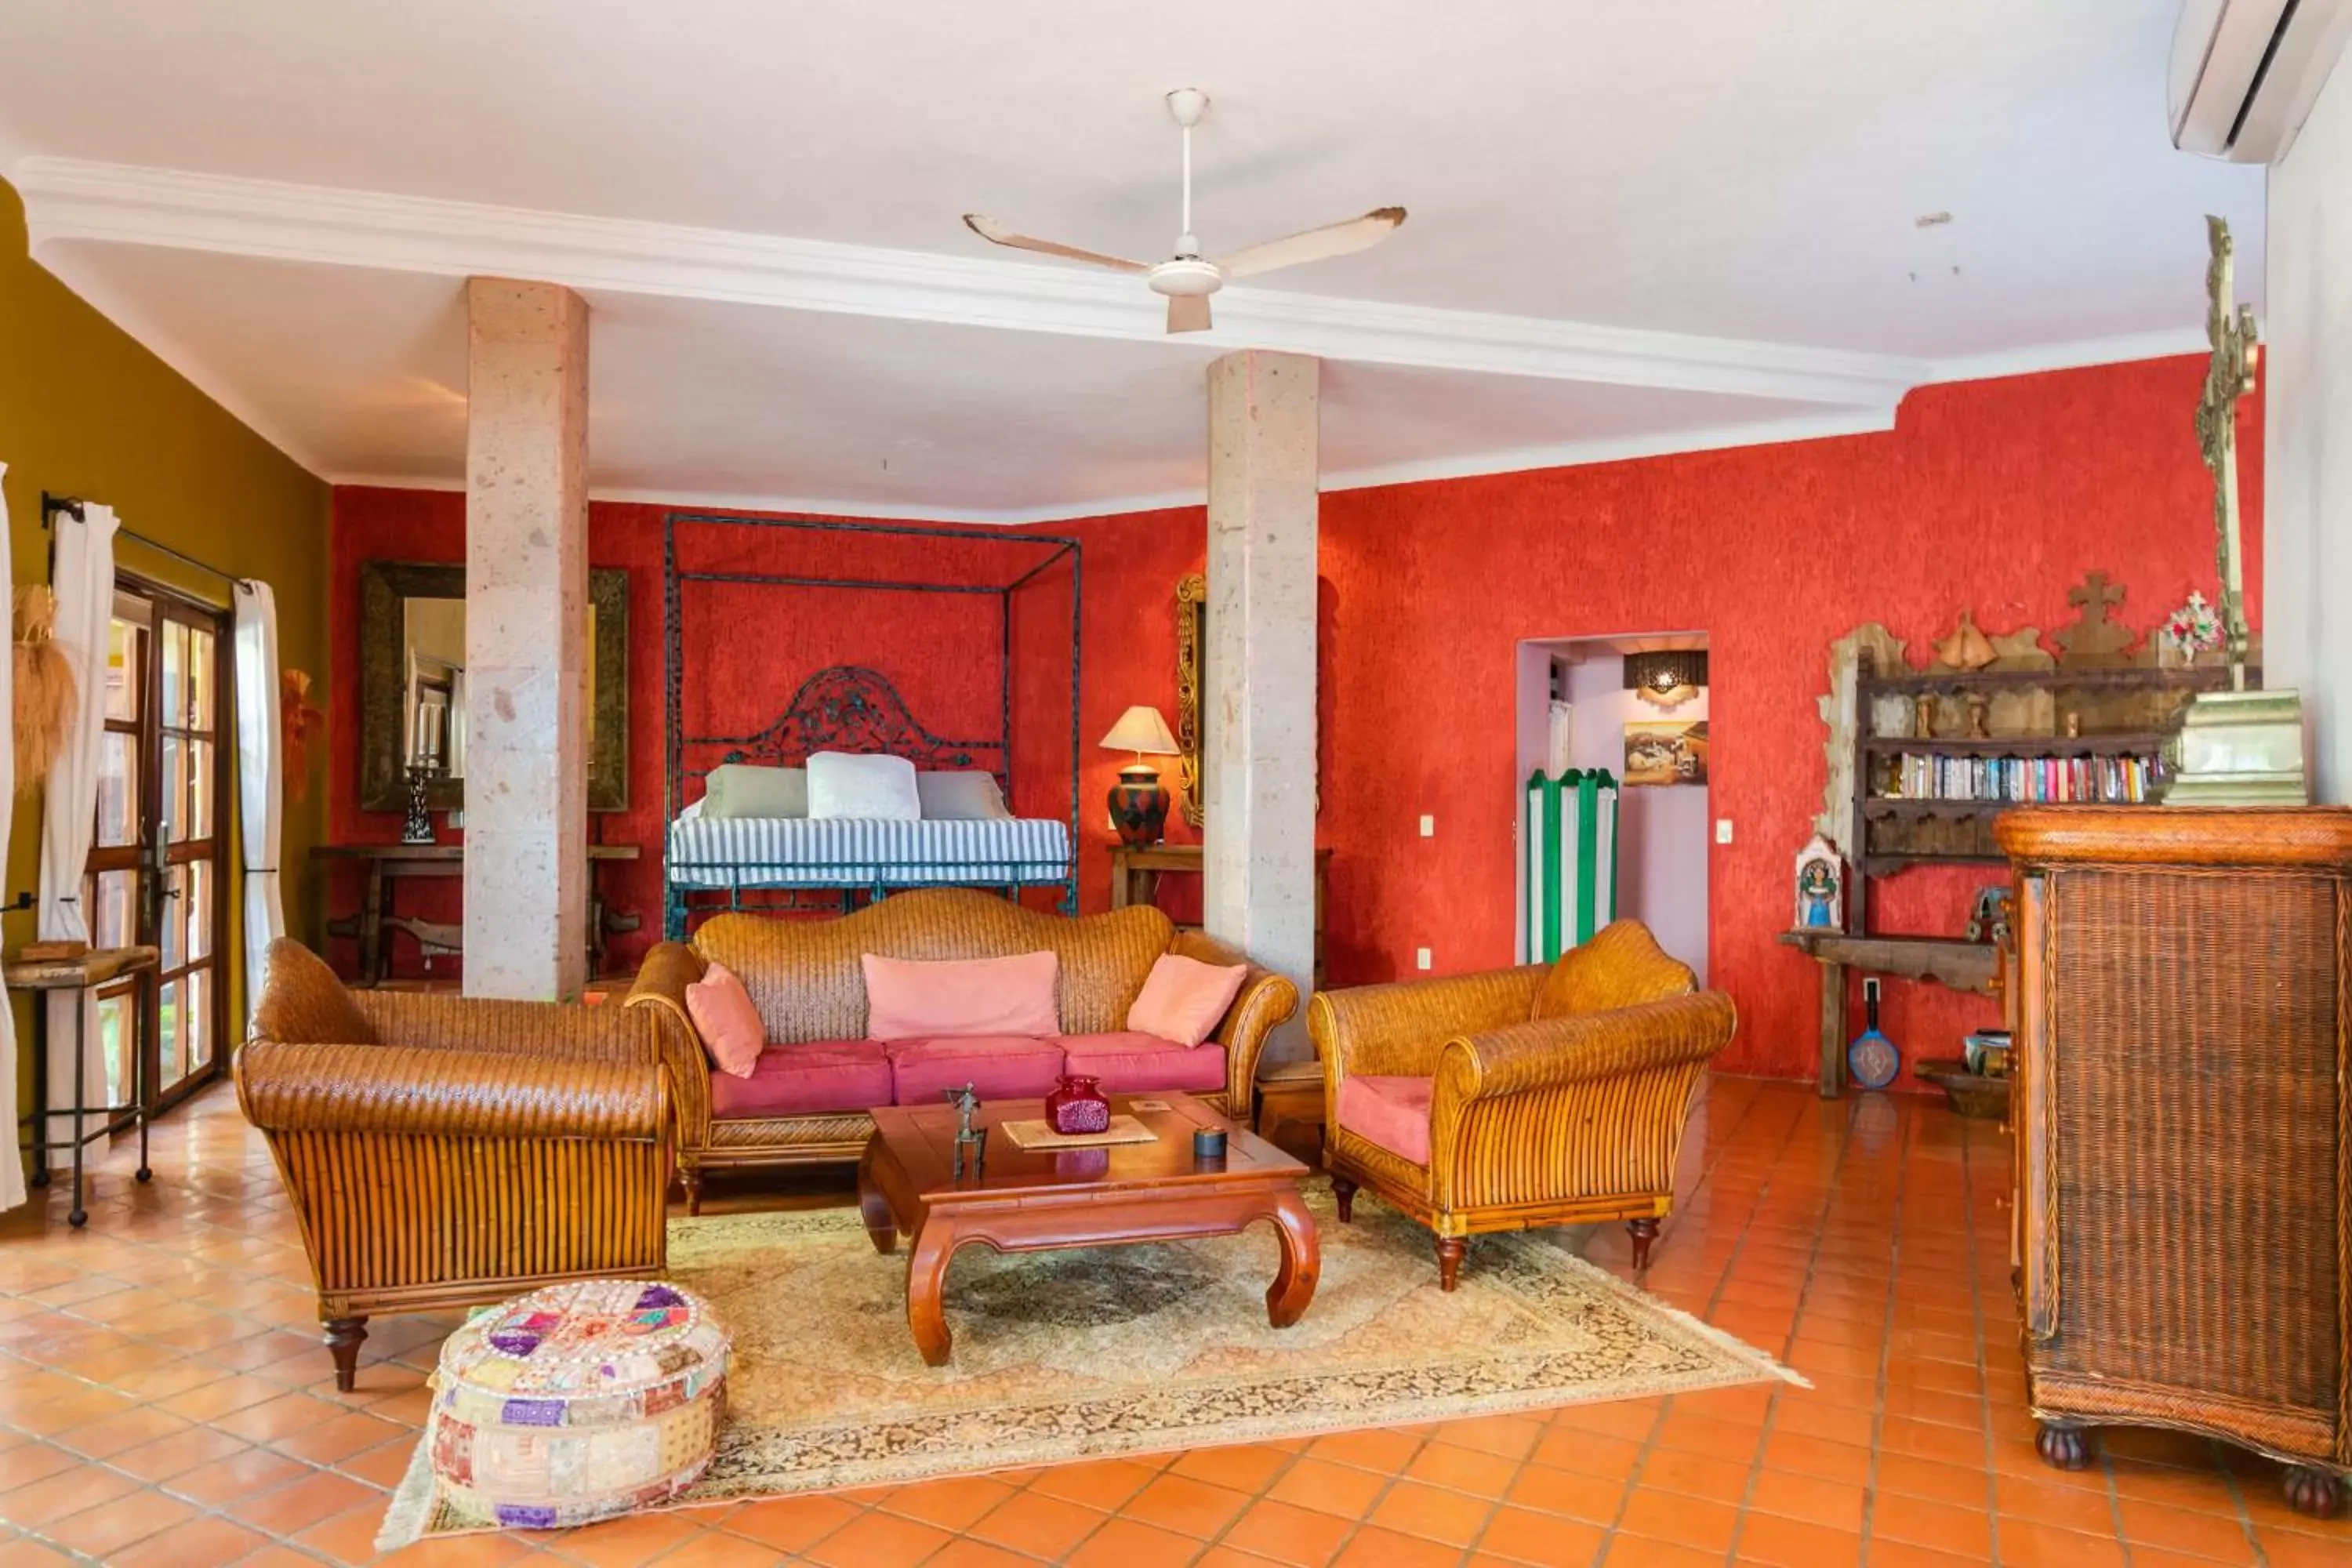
[1998,806,2351,1518]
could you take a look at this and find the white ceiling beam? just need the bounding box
[13,155,1923,412]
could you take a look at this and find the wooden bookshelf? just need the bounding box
[1849,652,2240,898]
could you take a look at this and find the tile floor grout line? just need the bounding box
[1851,1094,1913,1568]
[1722,1084,1866,1565]
[1956,1091,2009,1568]
[1453,1073,1784,1568]
[1592,1076,1814,1567]
[2209,1437,2270,1567]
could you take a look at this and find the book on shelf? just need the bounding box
[1882,751,2161,805]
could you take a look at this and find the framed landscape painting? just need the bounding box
[1624,720,1708,787]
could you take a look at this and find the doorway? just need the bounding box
[85,578,234,1120]
[1514,633,1711,982]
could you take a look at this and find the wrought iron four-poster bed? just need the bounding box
[662,512,1081,937]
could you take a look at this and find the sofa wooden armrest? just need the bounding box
[1170,928,1301,1105]
[1306,965,1547,1082]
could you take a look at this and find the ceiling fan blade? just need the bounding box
[1167,295,1213,333]
[962,214,1150,274]
[1214,206,1407,279]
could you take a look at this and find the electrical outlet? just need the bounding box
[1419,814,1435,837]
[1715,818,1733,844]
[1416,947,1432,971]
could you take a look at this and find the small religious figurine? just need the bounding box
[1912,695,1936,740]
[1963,692,1991,739]
[1794,834,1845,932]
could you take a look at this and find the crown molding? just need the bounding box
[332,406,1896,525]
[1921,327,2209,386]
[14,155,1926,409]
[1318,408,1899,495]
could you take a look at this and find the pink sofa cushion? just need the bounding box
[888,1035,1067,1102]
[1125,954,1248,1047]
[684,960,765,1079]
[1058,1032,1228,1094]
[1336,1076,1434,1167]
[710,1041,892,1120]
[862,951,1059,1040]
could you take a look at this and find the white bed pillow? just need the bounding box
[806,751,922,820]
[702,764,808,820]
[916,770,1013,821]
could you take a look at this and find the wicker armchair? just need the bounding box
[1308,920,1735,1289]
[235,940,674,1390]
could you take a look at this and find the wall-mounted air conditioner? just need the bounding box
[2171,0,2352,162]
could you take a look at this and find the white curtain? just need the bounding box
[233,580,284,1027]
[0,466,22,1210]
[38,503,118,1154]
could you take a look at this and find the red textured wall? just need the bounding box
[328,357,2256,1080]
[1307,358,2260,1078]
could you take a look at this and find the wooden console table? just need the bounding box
[314,843,641,985]
[1110,844,1330,990]
[1777,931,2000,1098]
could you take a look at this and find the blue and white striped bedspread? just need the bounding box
[666,815,1072,890]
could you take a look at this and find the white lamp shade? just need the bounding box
[1099,704,1181,756]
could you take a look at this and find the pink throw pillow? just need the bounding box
[684,961,765,1079]
[862,950,1060,1040]
[1127,953,1249,1047]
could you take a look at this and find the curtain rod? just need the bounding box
[40,492,250,593]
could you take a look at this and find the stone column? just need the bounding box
[1203,350,1319,1042]
[463,277,590,998]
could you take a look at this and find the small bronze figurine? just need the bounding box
[942,1083,986,1178]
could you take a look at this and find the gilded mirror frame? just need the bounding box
[358,559,630,813]
[1176,572,1207,826]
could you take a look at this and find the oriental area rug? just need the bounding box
[380,1192,1798,1548]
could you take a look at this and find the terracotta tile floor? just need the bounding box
[4,1074,2347,1566]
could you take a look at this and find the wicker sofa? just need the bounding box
[236,940,674,1390]
[626,888,1298,1209]
[1309,920,1735,1289]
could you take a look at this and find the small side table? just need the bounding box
[9,945,161,1228]
[1253,1059,1327,1156]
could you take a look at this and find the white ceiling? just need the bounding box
[0,1,2266,521]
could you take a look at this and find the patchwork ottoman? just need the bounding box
[428,1279,730,1530]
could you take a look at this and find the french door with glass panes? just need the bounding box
[87,580,230,1120]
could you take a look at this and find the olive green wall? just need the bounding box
[0,175,329,1145]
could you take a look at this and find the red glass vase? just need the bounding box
[1044,1073,1110,1135]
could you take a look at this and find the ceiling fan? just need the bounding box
[963,89,1406,334]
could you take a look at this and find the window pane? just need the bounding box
[187,626,216,733]
[96,990,133,1108]
[158,979,182,1084]
[96,731,139,848]
[185,859,212,963]
[187,739,213,840]
[104,619,143,723]
[162,621,187,728]
[182,969,209,1082]
[160,864,186,971]
[89,869,137,951]
[162,737,185,843]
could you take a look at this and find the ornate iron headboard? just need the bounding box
[671,665,1007,808]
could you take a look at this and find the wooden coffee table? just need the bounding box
[857,1092,1319,1367]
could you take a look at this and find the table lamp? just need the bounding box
[1100,704,1182,847]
